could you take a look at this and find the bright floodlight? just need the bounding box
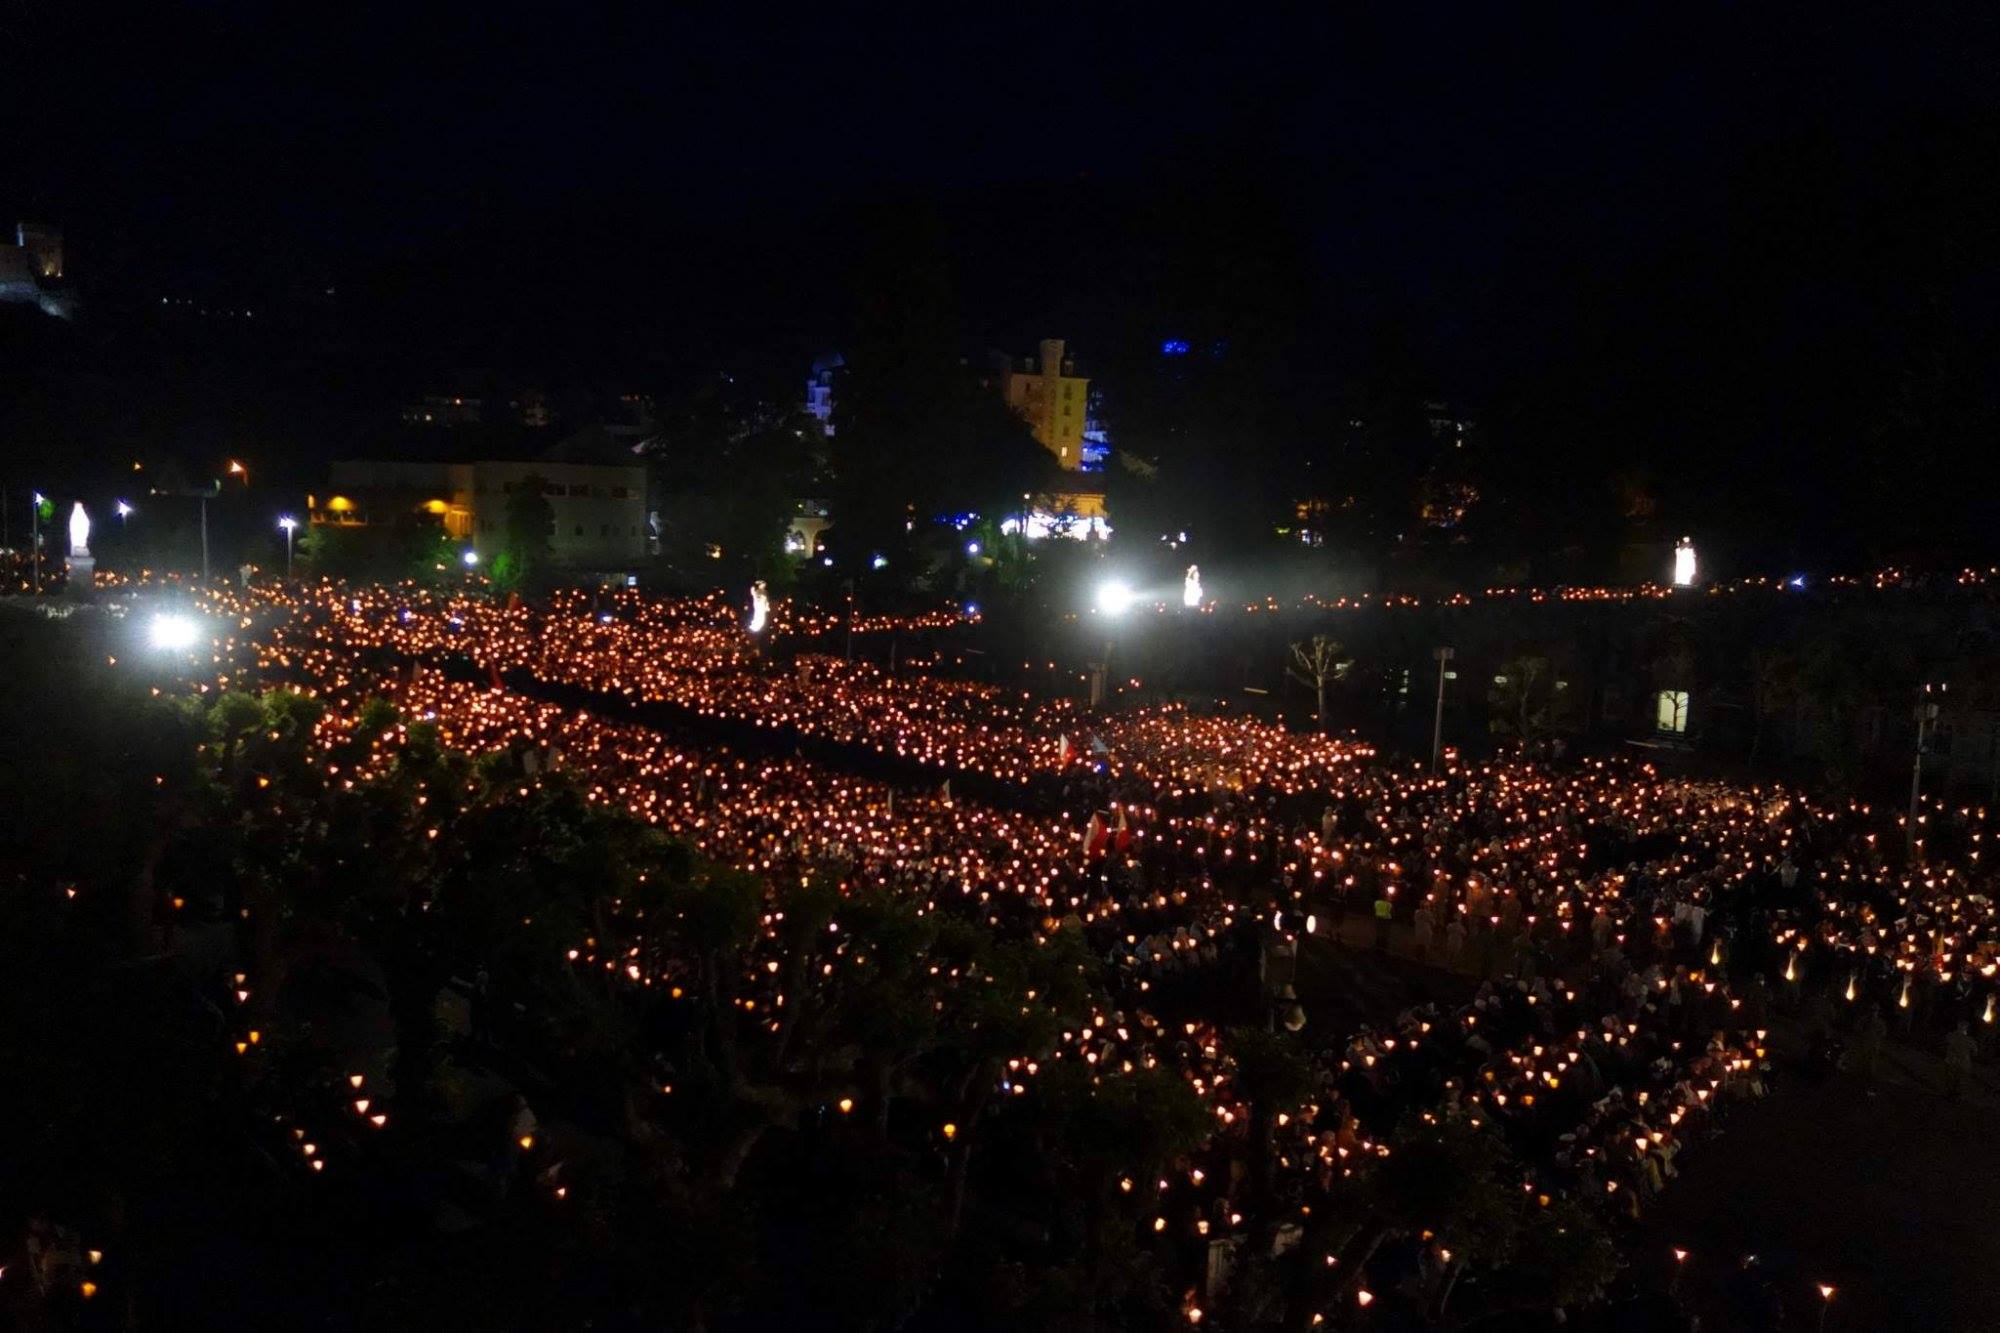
[277,515,298,532]
[1672,536,1697,587]
[965,540,981,556]
[1183,564,1203,609]
[148,613,200,651]
[747,580,770,633]
[1095,579,1135,617]
[115,500,134,518]
[461,548,479,567]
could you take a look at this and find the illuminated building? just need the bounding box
[786,498,831,556]
[1001,490,1112,542]
[14,222,60,278]
[312,455,648,569]
[997,338,1090,470]
[0,220,72,318]
[804,353,843,437]
[400,394,485,426]
[1079,385,1110,471]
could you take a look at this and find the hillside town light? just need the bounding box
[1672,536,1697,587]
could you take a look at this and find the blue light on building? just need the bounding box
[1161,339,1190,356]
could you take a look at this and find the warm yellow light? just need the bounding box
[326,496,355,513]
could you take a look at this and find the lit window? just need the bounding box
[1656,690,1689,734]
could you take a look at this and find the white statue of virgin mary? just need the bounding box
[68,502,91,558]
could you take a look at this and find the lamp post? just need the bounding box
[30,490,46,594]
[1091,579,1133,708]
[843,578,856,662]
[1909,682,1944,860]
[116,500,133,525]
[154,480,222,581]
[1431,646,1455,770]
[277,515,298,577]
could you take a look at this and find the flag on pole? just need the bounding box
[1088,812,1119,859]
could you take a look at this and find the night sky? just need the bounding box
[5,3,1997,563]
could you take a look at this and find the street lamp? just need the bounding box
[1431,646,1455,770]
[277,515,298,576]
[1910,682,1944,860]
[115,500,134,523]
[227,459,249,485]
[152,479,222,580]
[147,612,201,652]
[29,490,48,594]
[1816,1283,1836,1332]
[1095,579,1134,617]
[462,548,479,567]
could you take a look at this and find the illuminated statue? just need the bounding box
[747,580,769,634]
[1672,536,1696,588]
[1183,564,1203,609]
[64,500,96,601]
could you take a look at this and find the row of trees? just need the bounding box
[1153,597,2000,794]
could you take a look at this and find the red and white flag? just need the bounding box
[1084,812,1107,859]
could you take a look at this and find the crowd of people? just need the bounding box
[146,576,2000,1319]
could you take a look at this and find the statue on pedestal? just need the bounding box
[64,501,95,600]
